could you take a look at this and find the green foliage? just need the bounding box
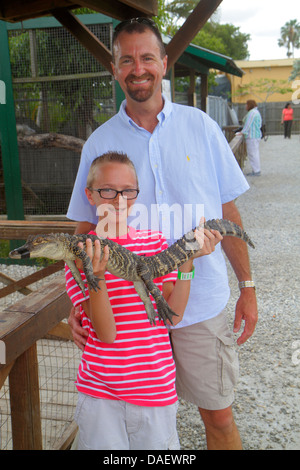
[278,19,300,58]
[290,59,300,80]
[163,1,250,60]
[0,240,10,258]
[234,78,293,103]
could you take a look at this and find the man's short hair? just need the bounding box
[112,18,166,61]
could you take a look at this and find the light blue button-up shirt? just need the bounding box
[67,97,249,326]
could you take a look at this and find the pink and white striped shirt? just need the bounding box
[65,227,178,406]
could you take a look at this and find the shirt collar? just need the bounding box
[119,94,172,130]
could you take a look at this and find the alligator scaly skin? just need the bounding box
[9,219,254,325]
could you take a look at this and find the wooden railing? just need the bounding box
[0,275,76,449]
[0,220,78,450]
[223,125,247,170]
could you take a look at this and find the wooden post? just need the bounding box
[200,73,208,112]
[166,0,223,72]
[188,69,197,107]
[9,343,43,450]
[0,20,24,222]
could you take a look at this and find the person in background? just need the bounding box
[67,18,258,450]
[281,102,293,139]
[237,100,262,177]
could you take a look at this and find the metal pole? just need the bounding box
[0,20,24,221]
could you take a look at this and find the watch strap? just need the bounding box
[239,280,255,289]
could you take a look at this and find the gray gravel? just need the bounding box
[177,135,300,450]
[1,135,299,450]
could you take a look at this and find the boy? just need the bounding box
[66,151,221,450]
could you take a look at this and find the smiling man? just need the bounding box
[112,23,167,107]
[67,18,258,450]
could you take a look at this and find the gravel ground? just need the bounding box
[177,135,300,450]
[1,135,299,450]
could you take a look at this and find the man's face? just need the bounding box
[112,30,167,103]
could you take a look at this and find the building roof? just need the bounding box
[163,36,243,78]
[235,58,296,69]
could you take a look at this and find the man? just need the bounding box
[67,18,258,450]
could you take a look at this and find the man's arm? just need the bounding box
[221,200,258,345]
[75,221,96,234]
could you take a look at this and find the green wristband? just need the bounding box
[177,265,195,280]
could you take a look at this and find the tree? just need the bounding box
[234,78,292,103]
[278,19,300,58]
[162,1,250,60]
[193,22,250,60]
[289,59,300,80]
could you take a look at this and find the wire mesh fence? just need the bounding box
[0,265,82,450]
[1,18,115,217]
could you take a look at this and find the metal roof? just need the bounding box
[163,35,243,77]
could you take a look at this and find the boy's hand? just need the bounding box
[85,238,109,277]
[193,217,223,258]
[76,239,109,276]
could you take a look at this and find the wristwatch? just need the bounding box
[238,280,255,289]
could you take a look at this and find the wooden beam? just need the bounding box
[52,8,113,73]
[0,275,72,366]
[200,73,208,112]
[166,0,223,72]
[78,0,157,20]
[121,0,157,16]
[0,262,64,299]
[0,271,33,296]
[0,0,75,22]
[0,361,15,390]
[9,343,43,449]
[0,220,77,240]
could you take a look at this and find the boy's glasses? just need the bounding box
[88,188,139,200]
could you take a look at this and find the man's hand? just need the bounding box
[233,288,258,345]
[68,305,88,351]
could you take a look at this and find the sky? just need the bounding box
[216,0,300,61]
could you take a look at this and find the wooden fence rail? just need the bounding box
[0,275,74,449]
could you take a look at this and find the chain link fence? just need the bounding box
[1,18,115,217]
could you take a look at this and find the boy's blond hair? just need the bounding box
[86,151,139,189]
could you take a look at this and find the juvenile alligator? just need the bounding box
[9,219,254,325]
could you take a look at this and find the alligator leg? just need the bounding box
[139,276,177,325]
[136,262,178,325]
[66,260,87,296]
[70,242,102,292]
[133,281,157,325]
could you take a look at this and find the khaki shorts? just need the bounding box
[170,311,239,411]
[74,393,180,450]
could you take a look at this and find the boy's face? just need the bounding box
[85,162,138,232]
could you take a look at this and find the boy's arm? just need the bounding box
[80,239,116,344]
[75,221,96,234]
[162,259,193,326]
